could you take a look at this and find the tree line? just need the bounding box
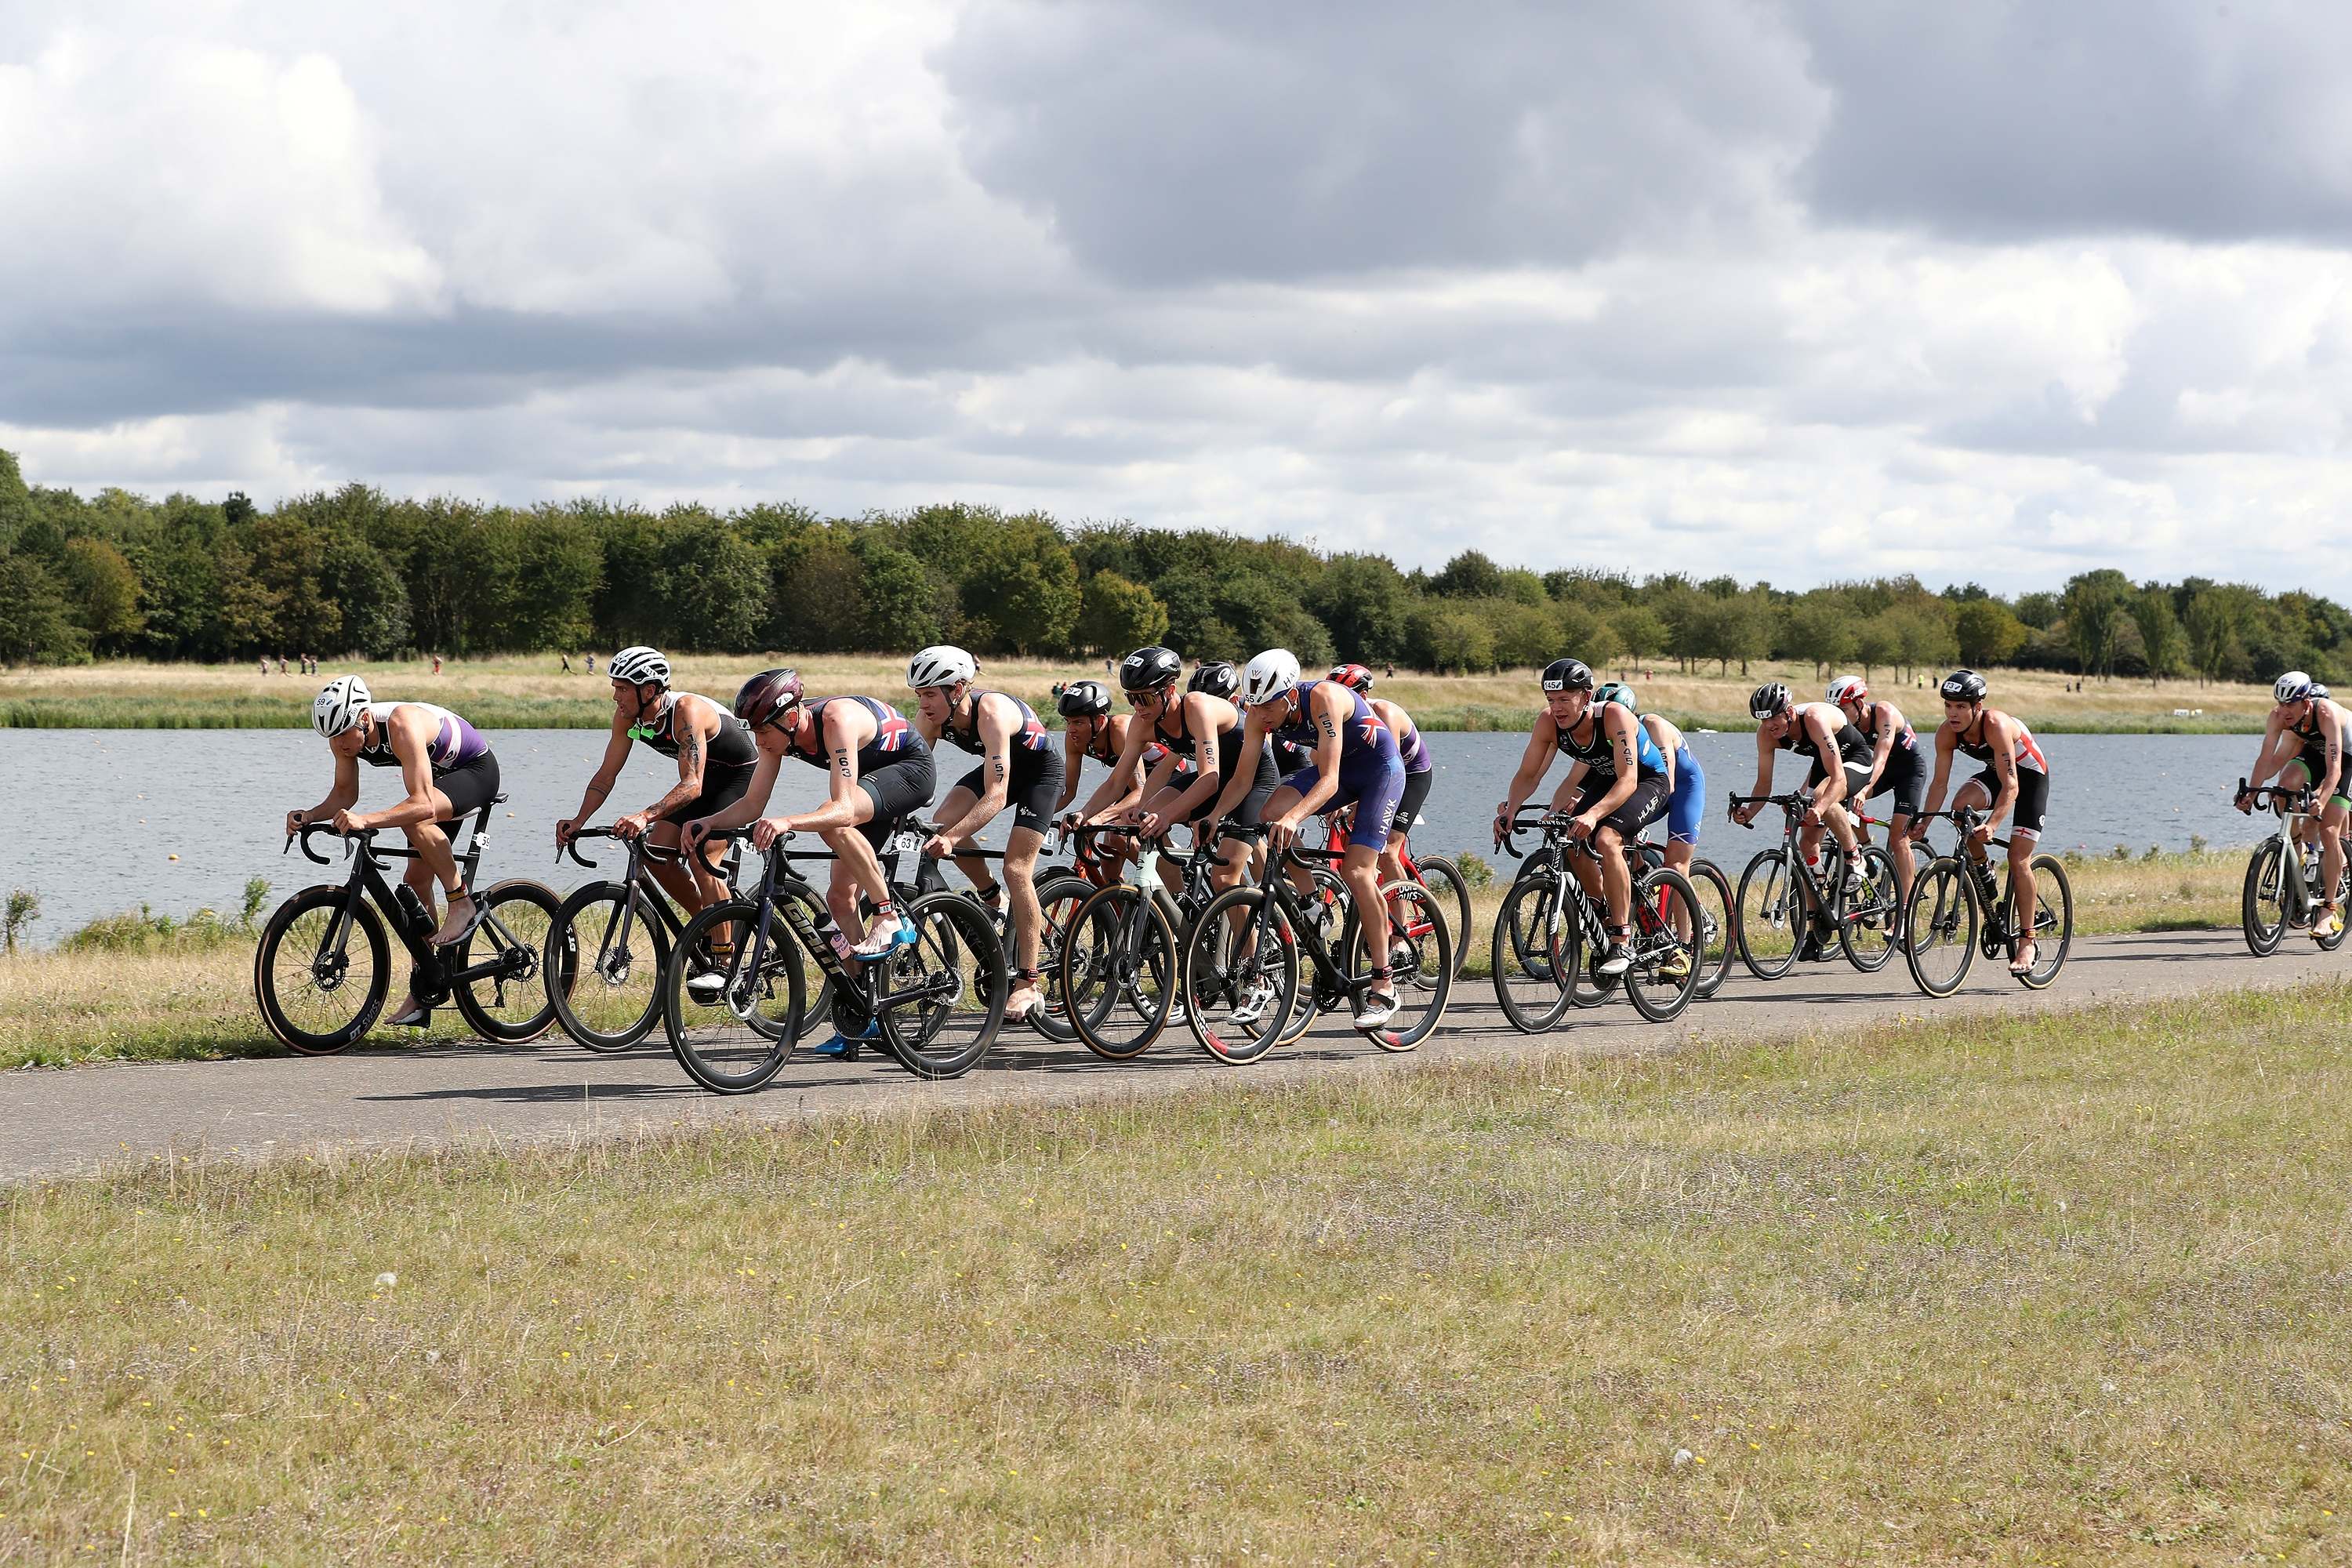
[0,449,2339,685]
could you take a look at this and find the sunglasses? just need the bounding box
[1122,688,1164,706]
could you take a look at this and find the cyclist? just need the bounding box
[555,646,756,924]
[1828,673,1928,915]
[1596,679,1701,869]
[292,676,501,1027]
[906,645,1065,1025]
[689,670,935,1051]
[1215,650,1406,1028]
[1328,662,1434,888]
[1053,677,1171,819]
[1733,681,1871,959]
[2237,670,2349,940]
[1913,669,2051,975]
[1075,644,1275,899]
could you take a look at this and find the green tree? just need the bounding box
[1429,550,1504,600]
[0,552,88,663]
[0,450,33,551]
[60,536,144,652]
[856,535,946,650]
[2126,586,2182,684]
[1496,568,1549,608]
[1076,570,1168,653]
[1486,599,1559,668]
[654,523,767,652]
[1308,554,1411,665]
[1852,612,1903,679]
[2184,586,2255,686]
[1555,601,1621,672]
[775,529,866,652]
[507,509,601,653]
[1407,601,1497,673]
[1780,594,1857,680]
[964,516,1080,655]
[1954,599,2027,668]
[1610,603,1666,676]
[2061,569,2132,679]
[1889,604,1958,681]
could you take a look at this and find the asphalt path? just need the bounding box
[0,927,2322,1182]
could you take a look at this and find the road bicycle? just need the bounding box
[1489,808,1704,1029]
[1901,808,2073,996]
[1321,804,1474,978]
[925,840,1092,1045]
[1054,823,1234,1059]
[2235,779,2352,956]
[255,798,560,1054]
[1180,823,1453,1063]
[659,826,1007,1091]
[1726,791,1899,978]
[544,826,758,1052]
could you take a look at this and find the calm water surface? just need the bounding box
[0,728,2275,946]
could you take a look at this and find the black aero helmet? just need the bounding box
[1188,659,1240,699]
[733,667,805,728]
[1054,679,1112,718]
[1120,644,1183,692]
[1541,657,1593,693]
[1748,681,1792,720]
[1940,668,1989,703]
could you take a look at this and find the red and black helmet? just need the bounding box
[733,667,805,728]
[1327,662,1374,694]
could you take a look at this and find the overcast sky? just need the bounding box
[5,0,2351,592]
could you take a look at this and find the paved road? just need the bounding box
[0,927,2316,1182]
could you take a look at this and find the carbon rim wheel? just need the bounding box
[1062,884,1175,1060]
[1735,850,1802,980]
[1901,860,1976,998]
[1490,876,1575,1033]
[1837,847,1899,974]
[1022,874,1091,1044]
[1622,868,1703,1022]
[1683,858,1735,999]
[254,886,390,1054]
[453,879,563,1043]
[1344,880,1452,1051]
[1181,884,1300,1066]
[2012,855,2072,989]
[1413,855,1475,978]
[546,882,670,1052]
[2241,841,2286,956]
[879,892,1007,1080]
[663,901,803,1094]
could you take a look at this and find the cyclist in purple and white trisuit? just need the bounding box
[292,675,501,1026]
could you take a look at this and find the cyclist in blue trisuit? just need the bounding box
[906,644,1066,1025]
[556,645,756,924]
[1596,679,1702,873]
[1492,658,1670,978]
[1327,662,1434,891]
[295,675,501,1025]
[1212,648,1406,1029]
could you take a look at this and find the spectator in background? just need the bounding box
[586,652,597,676]
[432,654,444,676]
[561,653,574,674]
[277,654,289,675]
[258,655,269,675]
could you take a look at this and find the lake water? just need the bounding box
[0,728,2277,946]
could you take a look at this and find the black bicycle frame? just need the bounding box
[1224,826,1367,1005]
[291,794,513,1007]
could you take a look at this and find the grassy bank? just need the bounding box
[3,985,2348,1563]
[2,655,2275,732]
[0,850,2259,1070]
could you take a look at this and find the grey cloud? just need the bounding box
[1797,0,2352,241]
[937,0,1824,285]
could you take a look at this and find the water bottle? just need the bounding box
[394,884,433,944]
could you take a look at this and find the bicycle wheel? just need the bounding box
[1413,855,1475,979]
[1735,850,1802,980]
[2011,855,2073,990]
[663,901,804,1094]
[1344,880,1453,1051]
[1274,867,1351,1047]
[1901,859,1977,998]
[1490,875,1575,1033]
[1062,884,1177,1060]
[2241,841,2286,956]
[546,880,670,1051]
[2321,864,2352,952]
[1622,868,1702,1022]
[1837,846,1899,974]
[1180,884,1300,1066]
[253,886,390,1054]
[448,879,561,1043]
[1684,858,1735,1000]
[878,891,1007,1080]
[1023,873,1091,1044]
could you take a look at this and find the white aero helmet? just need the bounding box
[1826,673,1868,706]
[906,644,977,690]
[1240,648,1302,706]
[2274,670,2316,705]
[608,645,671,688]
[313,674,372,738]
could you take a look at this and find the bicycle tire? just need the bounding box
[1022,873,1091,1044]
[1735,849,1802,981]
[1837,846,1900,975]
[2011,855,2073,989]
[546,880,670,1051]
[253,885,391,1054]
[1622,867,1701,1022]
[877,891,1007,1080]
[1901,858,1976,998]
[2321,864,2352,952]
[1684,857,1735,1000]
[1344,879,1453,1051]
[1413,855,1475,979]
[1273,867,1351,1047]
[1062,884,1177,1060]
[662,900,805,1094]
[452,878,563,1043]
[2241,841,2287,956]
[1180,883,1299,1066]
[1490,875,1575,1033]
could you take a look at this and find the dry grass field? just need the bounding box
[0,984,2345,1563]
[0,654,2273,731]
